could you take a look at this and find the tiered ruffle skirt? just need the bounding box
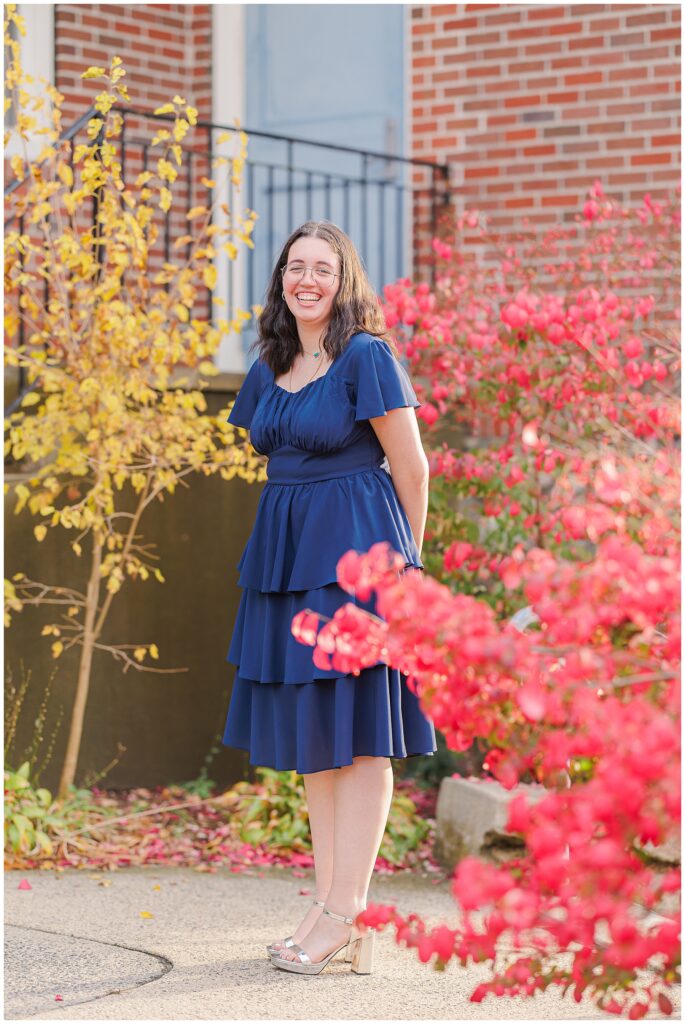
[222,467,437,774]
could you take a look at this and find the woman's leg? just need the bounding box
[278,755,393,963]
[270,767,335,949]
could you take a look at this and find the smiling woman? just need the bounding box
[221,219,435,977]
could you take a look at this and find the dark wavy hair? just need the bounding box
[249,220,399,375]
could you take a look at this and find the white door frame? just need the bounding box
[211,4,248,372]
[5,5,55,161]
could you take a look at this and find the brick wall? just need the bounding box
[410,3,681,273]
[6,5,681,320]
[55,3,212,124]
[49,4,215,318]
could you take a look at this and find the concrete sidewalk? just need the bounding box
[5,866,678,1020]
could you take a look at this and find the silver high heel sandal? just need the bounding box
[266,898,326,958]
[272,906,376,976]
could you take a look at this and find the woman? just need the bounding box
[222,220,436,976]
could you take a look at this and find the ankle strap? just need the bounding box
[312,898,326,907]
[323,907,355,925]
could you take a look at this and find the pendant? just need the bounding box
[313,352,320,358]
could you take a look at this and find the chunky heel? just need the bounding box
[272,905,374,976]
[350,928,375,974]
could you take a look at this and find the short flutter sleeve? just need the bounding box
[352,337,421,422]
[227,356,265,429]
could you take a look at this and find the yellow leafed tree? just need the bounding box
[4,6,265,801]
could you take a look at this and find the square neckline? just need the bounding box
[267,332,372,395]
[271,371,332,396]
[270,347,347,395]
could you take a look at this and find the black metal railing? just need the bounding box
[5,103,450,394]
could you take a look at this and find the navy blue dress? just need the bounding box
[221,331,437,774]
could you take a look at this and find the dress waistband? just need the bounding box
[266,446,384,484]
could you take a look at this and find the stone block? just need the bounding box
[434,775,547,871]
[639,833,681,865]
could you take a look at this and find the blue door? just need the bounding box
[237,4,407,358]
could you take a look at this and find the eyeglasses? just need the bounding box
[281,262,339,285]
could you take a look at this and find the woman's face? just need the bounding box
[281,236,341,331]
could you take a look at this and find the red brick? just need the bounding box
[486,182,515,195]
[540,193,579,206]
[442,84,479,98]
[431,103,454,116]
[567,34,606,51]
[608,102,647,116]
[523,41,567,57]
[445,117,478,130]
[459,98,500,114]
[486,114,518,127]
[505,128,537,141]
[466,64,497,78]
[464,30,501,46]
[412,21,437,35]
[564,71,604,87]
[521,177,555,190]
[432,35,461,50]
[585,50,622,67]
[510,60,545,75]
[443,18,478,31]
[560,105,601,119]
[651,134,681,146]
[627,10,667,27]
[527,6,567,20]
[545,91,580,104]
[609,32,646,46]
[607,136,644,150]
[632,117,670,130]
[608,171,650,186]
[543,160,576,173]
[523,144,556,157]
[654,62,681,77]
[415,120,439,133]
[550,55,582,71]
[586,156,627,170]
[481,9,522,27]
[651,27,681,42]
[631,151,673,166]
[524,76,557,90]
[504,94,542,108]
[585,87,624,101]
[80,15,110,29]
[628,46,671,62]
[464,165,501,179]
[587,120,627,134]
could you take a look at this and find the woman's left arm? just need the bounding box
[370,407,430,556]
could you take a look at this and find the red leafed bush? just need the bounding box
[290,183,681,1017]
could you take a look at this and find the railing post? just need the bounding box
[91,112,107,285]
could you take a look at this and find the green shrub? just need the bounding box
[227,766,431,865]
[230,767,311,852]
[4,761,61,856]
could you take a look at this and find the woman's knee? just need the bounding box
[350,755,391,769]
